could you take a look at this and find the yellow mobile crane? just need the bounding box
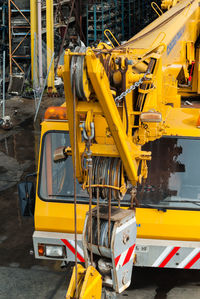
[18,0,200,297]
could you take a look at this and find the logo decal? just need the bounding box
[167,26,185,55]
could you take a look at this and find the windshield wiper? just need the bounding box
[137,203,167,211]
[139,200,200,208]
[48,194,89,198]
[137,203,159,208]
[163,200,200,207]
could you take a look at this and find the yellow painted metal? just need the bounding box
[113,70,122,85]
[85,48,147,185]
[161,0,179,10]
[136,208,200,241]
[186,41,195,64]
[197,46,200,94]
[66,264,102,299]
[85,110,94,137]
[94,115,115,145]
[164,107,200,136]
[79,266,102,299]
[83,184,127,197]
[30,0,38,81]
[35,200,88,234]
[151,2,163,16]
[104,29,120,47]
[46,0,55,90]
[35,188,200,240]
[66,264,86,299]
[60,51,83,182]
[34,120,88,234]
[191,45,200,94]
[35,190,200,241]
[127,0,200,74]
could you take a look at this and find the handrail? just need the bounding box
[151,2,163,16]
[150,31,166,48]
[104,29,120,48]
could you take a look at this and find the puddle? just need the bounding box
[0,118,37,162]
[0,235,8,244]
[0,117,64,272]
[0,166,7,173]
[0,118,38,192]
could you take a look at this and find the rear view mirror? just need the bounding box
[18,173,36,217]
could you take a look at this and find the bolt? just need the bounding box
[123,233,130,244]
[122,271,128,285]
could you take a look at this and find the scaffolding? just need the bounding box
[86,0,161,45]
[0,2,7,45]
[0,2,7,116]
[8,0,31,75]
[30,0,81,93]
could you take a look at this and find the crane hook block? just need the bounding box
[66,264,102,299]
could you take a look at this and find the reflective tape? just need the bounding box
[115,244,135,270]
[61,239,85,263]
[152,246,180,267]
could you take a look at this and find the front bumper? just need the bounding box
[33,231,200,269]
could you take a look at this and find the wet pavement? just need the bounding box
[0,107,200,298]
[0,116,68,299]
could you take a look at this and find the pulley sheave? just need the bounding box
[70,46,92,100]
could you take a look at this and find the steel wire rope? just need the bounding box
[88,140,93,266]
[72,63,78,298]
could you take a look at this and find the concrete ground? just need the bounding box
[1,265,200,299]
[0,96,200,298]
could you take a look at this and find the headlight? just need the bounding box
[45,245,66,257]
[38,244,66,258]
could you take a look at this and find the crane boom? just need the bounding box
[58,0,200,296]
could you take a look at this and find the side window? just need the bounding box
[38,131,88,201]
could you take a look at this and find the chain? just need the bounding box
[115,72,149,103]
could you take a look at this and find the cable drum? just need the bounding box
[92,217,114,248]
[92,157,123,201]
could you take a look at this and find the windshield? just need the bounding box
[38,131,89,201]
[39,132,200,209]
[137,137,200,210]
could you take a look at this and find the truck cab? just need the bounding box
[32,105,200,269]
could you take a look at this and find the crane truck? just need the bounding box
[18,0,200,297]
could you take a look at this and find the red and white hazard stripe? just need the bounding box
[115,244,135,270]
[61,239,85,263]
[177,248,200,269]
[152,246,200,269]
[152,246,180,268]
